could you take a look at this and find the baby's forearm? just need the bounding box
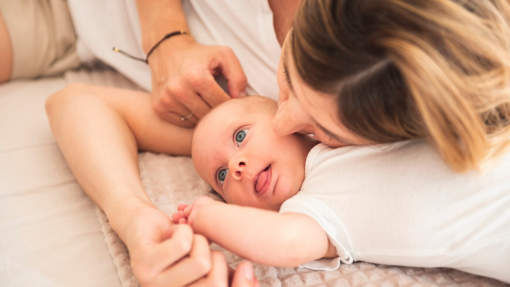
[192,202,330,267]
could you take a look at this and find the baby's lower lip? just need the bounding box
[255,165,272,195]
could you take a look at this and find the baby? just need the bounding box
[174,95,340,268]
[172,96,510,280]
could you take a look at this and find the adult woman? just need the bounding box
[273,0,510,172]
[44,0,510,285]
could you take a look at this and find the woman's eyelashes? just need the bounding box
[235,129,249,147]
[218,168,228,185]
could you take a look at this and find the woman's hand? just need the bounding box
[188,255,260,287]
[118,201,258,287]
[115,203,214,286]
[148,36,247,127]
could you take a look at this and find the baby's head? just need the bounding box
[192,96,314,211]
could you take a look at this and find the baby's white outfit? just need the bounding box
[280,141,510,283]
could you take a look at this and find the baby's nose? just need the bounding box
[229,158,248,181]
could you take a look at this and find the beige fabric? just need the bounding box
[0,76,122,286]
[0,0,80,79]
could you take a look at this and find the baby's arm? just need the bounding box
[177,197,336,267]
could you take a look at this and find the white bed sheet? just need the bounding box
[0,77,121,287]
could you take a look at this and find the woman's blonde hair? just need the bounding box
[292,0,510,172]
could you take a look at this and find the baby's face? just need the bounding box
[192,97,313,211]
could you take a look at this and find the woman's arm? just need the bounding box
[181,197,336,267]
[46,84,192,212]
[136,0,190,54]
[45,84,213,286]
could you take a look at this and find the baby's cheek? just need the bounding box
[275,176,297,202]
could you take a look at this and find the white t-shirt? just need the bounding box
[280,141,510,283]
[67,0,281,100]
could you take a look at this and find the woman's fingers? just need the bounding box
[211,46,248,99]
[164,78,214,120]
[143,224,194,274]
[231,262,259,287]
[205,46,248,98]
[173,68,227,115]
[194,73,232,108]
[187,251,229,287]
[152,92,200,126]
[154,234,212,287]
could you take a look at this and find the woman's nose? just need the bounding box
[229,157,248,181]
[272,100,313,135]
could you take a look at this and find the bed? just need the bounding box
[1,69,507,287]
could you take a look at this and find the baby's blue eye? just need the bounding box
[235,129,249,147]
[217,168,228,185]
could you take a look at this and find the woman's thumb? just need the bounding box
[231,262,259,287]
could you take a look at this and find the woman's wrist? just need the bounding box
[146,33,196,63]
[105,191,155,237]
[142,29,195,54]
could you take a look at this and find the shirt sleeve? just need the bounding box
[279,194,354,271]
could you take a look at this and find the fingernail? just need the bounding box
[242,263,253,280]
[239,91,247,98]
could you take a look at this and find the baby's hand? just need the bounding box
[171,204,191,224]
[172,197,217,227]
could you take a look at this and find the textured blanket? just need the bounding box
[66,70,508,287]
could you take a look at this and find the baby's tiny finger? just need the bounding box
[173,211,186,222]
[177,204,189,211]
[172,212,181,223]
[184,206,192,217]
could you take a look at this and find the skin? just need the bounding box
[0,11,13,83]
[42,0,350,285]
[192,97,317,211]
[268,0,301,46]
[46,84,259,287]
[272,33,371,147]
[42,1,297,286]
[139,0,301,127]
[172,98,339,266]
[172,196,338,267]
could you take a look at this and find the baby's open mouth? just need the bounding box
[255,165,272,195]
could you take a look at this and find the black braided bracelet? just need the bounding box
[112,30,189,64]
